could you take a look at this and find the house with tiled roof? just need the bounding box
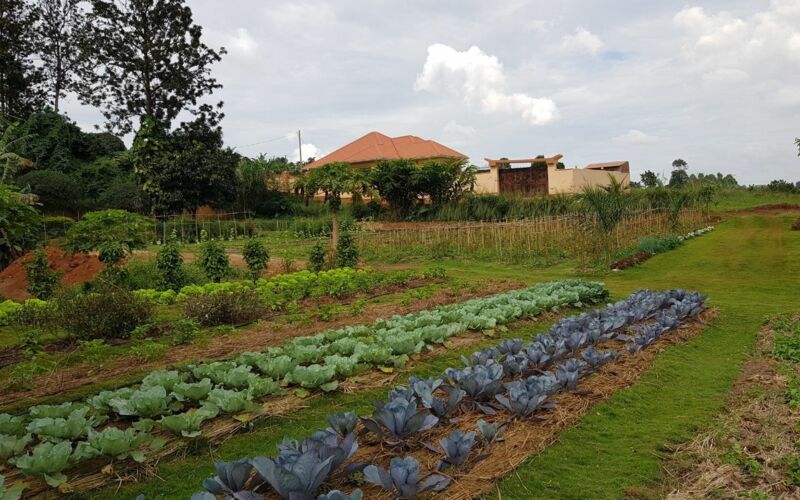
[306,131,467,170]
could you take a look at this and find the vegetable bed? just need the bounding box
[186,288,708,499]
[0,280,607,497]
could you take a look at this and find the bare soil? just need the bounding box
[724,203,800,216]
[0,247,105,300]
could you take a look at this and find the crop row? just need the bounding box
[131,266,442,306]
[0,279,607,492]
[188,288,707,500]
[0,266,442,326]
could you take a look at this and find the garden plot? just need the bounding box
[0,280,606,497]
[183,288,710,499]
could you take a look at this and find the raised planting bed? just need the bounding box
[183,288,710,499]
[0,280,608,497]
[611,226,714,270]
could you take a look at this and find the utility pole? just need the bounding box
[297,130,303,166]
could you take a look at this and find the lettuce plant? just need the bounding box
[140,369,184,392]
[171,378,214,403]
[251,451,333,500]
[285,364,336,389]
[0,415,26,436]
[253,354,295,379]
[204,388,260,414]
[0,433,31,462]
[14,441,73,487]
[361,399,438,442]
[247,376,281,399]
[109,386,175,418]
[86,426,153,462]
[28,402,83,419]
[0,473,23,500]
[159,407,218,438]
[364,456,449,498]
[88,388,135,413]
[26,407,99,442]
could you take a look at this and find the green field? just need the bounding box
[78,212,799,499]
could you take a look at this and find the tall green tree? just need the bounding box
[132,116,238,216]
[0,0,44,118]
[671,158,688,170]
[301,162,371,248]
[78,0,225,134]
[640,170,661,188]
[34,0,84,112]
[370,159,419,219]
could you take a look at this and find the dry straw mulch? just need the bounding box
[664,315,800,499]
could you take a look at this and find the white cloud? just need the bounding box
[442,120,476,146]
[414,43,558,126]
[613,129,659,144]
[674,3,800,83]
[560,27,604,55]
[226,28,257,56]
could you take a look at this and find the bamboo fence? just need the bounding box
[355,209,709,263]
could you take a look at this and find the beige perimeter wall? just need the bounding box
[548,168,630,195]
[474,169,499,194]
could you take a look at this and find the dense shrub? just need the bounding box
[14,170,82,213]
[156,242,185,290]
[242,239,269,281]
[24,249,59,299]
[199,240,230,282]
[1,183,42,270]
[55,285,155,340]
[335,233,359,268]
[63,209,152,266]
[182,288,265,326]
[308,240,327,272]
[638,235,683,254]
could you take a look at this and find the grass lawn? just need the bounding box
[711,188,800,211]
[84,213,799,499]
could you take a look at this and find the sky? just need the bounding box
[61,0,800,185]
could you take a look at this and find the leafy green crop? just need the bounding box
[86,426,154,462]
[0,433,31,462]
[0,415,26,436]
[0,473,24,499]
[286,364,336,389]
[171,378,214,402]
[108,386,175,418]
[159,407,218,438]
[204,389,259,414]
[26,407,100,442]
[14,441,73,487]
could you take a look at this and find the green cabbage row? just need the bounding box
[0,279,606,490]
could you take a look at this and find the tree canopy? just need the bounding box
[77,0,225,134]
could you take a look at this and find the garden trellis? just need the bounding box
[152,211,256,244]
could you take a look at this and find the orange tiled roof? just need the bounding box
[306,131,467,169]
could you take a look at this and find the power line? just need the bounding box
[231,134,288,150]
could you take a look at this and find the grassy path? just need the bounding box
[86,215,798,499]
[492,215,799,498]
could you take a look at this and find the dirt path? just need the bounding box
[0,280,522,410]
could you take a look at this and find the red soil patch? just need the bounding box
[611,251,653,270]
[0,247,104,301]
